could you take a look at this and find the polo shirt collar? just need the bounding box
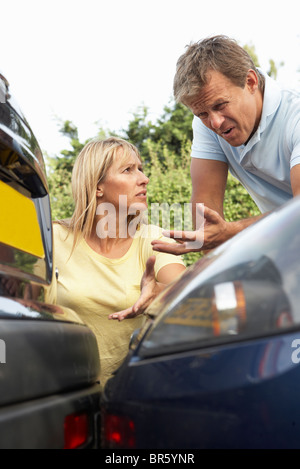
[242,69,281,153]
[258,69,281,134]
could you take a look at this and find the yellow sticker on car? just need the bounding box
[0,180,44,258]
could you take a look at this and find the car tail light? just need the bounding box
[103,413,136,449]
[64,413,89,449]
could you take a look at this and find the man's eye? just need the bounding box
[215,102,227,111]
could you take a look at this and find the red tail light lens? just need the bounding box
[64,413,89,449]
[104,414,136,449]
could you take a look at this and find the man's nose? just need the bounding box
[210,112,225,130]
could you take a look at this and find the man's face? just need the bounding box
[187,69,263,147]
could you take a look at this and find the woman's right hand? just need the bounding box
[108,256,165,321]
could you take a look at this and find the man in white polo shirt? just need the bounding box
[152,35,300,255]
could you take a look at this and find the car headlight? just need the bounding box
[139,256,294,358]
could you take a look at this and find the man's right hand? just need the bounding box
[152,204,265,256]
[151,205,220,255]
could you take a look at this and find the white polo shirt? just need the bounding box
[191,70,300,213]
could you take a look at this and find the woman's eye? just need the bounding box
[123,166,144,173]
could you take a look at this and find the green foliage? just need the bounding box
[47,157,74,220]
[242,42,284,79]
[46,120,88,220]
[121,101,193,164]
[122,105,155,154]
[224,174,260,221]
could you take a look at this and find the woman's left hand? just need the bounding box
[108,256,165,321]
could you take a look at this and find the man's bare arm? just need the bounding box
[152,158,266,255]
[191,158,228,227]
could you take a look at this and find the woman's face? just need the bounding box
[97,148,149,214]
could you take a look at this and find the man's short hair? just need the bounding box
[174,35,264,105]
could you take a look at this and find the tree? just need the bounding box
[242,42,284,79]
[47,120,113,220]
[47,121,86,220]
[120,101,193,168]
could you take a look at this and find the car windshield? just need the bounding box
[139,198,300,357]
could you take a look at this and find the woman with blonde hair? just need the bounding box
[51,137,186,387]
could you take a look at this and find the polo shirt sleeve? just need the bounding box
[290,117,300,169]
[191,116,228,163]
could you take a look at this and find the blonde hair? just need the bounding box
[58,137,142,254]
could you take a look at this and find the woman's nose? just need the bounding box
[139,173,149,185]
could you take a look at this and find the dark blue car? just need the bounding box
[101,196,300,449]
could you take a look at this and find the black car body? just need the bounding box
[102,196,300,449]
[0,72,101,449]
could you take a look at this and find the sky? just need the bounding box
[1,0,300,157]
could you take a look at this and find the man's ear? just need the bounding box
[246,69,259,93]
